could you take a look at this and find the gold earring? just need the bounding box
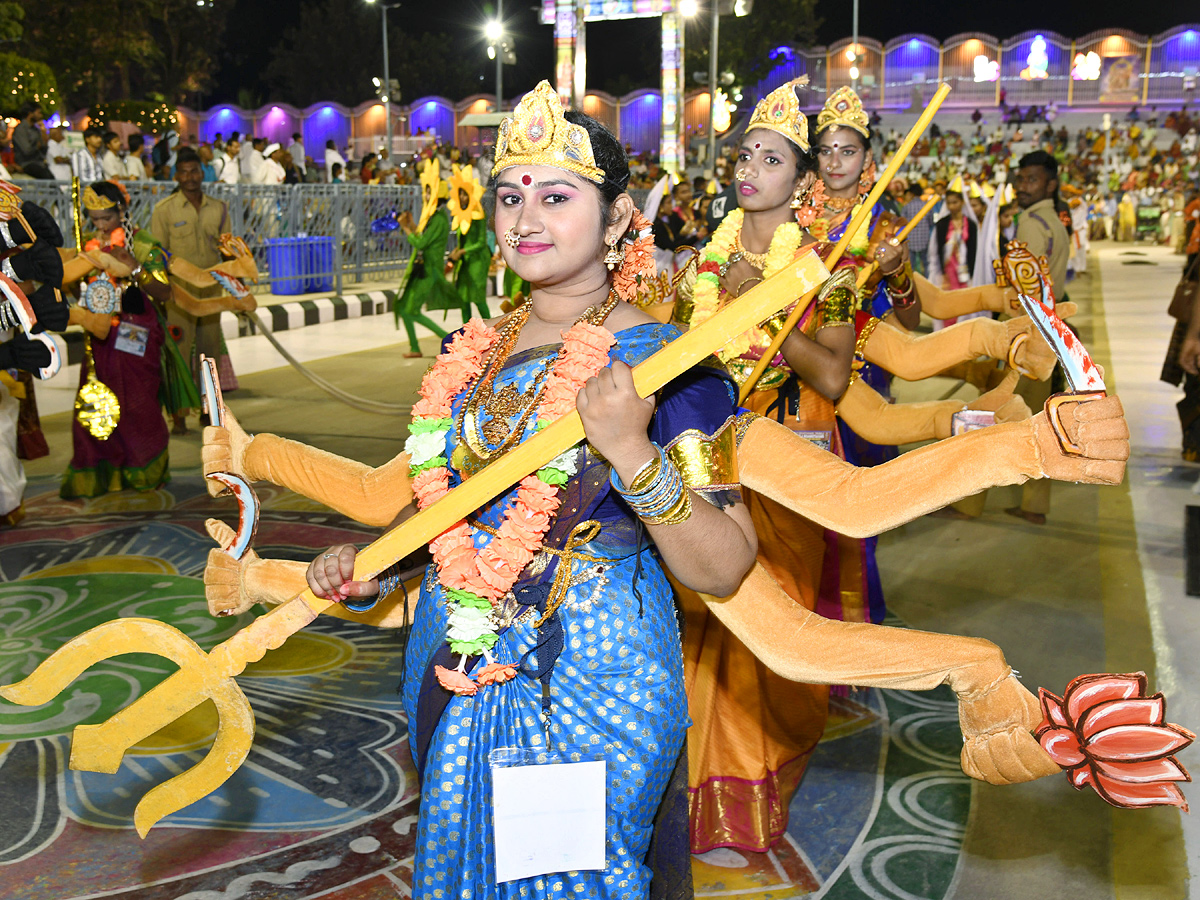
[603,237,625,270]
[504,227,521,249]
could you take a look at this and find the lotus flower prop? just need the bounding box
[1035,673,1194,810]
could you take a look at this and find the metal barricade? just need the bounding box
[16,180,651,296]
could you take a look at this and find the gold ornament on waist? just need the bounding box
[817,86,871,138]
[745,77,811,152]
[74,338,120,440]
[492,81,605,184]
[82,185,118,211]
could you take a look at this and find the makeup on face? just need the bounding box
[493,165,608,284]
[734,133,799,207]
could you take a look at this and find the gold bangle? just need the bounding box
[734,276,763,297]
[641,488,693,526]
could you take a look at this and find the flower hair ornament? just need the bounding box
[609,210,656,302]
[792,178,827,227]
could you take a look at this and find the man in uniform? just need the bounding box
[150,146,235,434]
[1009,149,1070,525]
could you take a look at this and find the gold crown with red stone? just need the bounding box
[491,81,604,184]
[746,77,811,152]
[817,86,870,138]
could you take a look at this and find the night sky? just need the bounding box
[209,0,1190,106]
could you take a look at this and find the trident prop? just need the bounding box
[0,249,833,837]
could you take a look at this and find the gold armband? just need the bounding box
[663,415,739,493]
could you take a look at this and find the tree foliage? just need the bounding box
[0,51,62,117]
[264,0,484,108]
[15,0,232,109]
[0,3,24,44]
[686,0,823,92]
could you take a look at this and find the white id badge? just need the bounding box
[490,747,607,884]
[113,322,149,357]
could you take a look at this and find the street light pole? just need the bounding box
[706,0,719,177]
[368,1,399,156]
[496,0,503,110]
[382,3,393,158]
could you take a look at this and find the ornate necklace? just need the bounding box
[823,195,856,212]
[405,303,618,696]
[733,232,769,270]
[455,291,619,475]
[695,209,805,361]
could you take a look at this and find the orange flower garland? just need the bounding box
[407,316,616,694]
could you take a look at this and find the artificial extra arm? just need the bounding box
[738,395,1127,538]
[202,414,413,528]
[68,305,112,340]
[913,272,1018,320]
[693,562,1060,784]
[204,519,417,626]
[863,314,1058,382]
[835,369,1031,445]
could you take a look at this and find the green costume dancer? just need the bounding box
[451,216,491,321]
[394,170,459,357]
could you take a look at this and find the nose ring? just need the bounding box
[504,227,521,249]
[735,172,748,182]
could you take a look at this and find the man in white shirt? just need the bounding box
[253,143,286,185]
[239,136,256,175]
[375,146,395,178]
[216,137,240,184]
[125,134,147,180]
[243,138,266,183]
[324,139,345,183]
[45,125,72,181]
[100,131,126,179]
[288,133,306,177]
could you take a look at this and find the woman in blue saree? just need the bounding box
[309,83,758,899]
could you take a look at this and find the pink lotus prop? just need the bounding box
[1035,673,1194,810]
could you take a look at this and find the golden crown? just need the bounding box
[492,81,605,184]
[82,185,118,211]
[745,77,811,152]
[817,86,870,138]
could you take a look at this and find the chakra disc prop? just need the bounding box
[83,275,121,315]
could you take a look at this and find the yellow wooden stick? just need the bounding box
[737,82,952,404]
[854,193,940,289]
[0,248,832,837]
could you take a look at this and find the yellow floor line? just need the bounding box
[1086,257,1187,900]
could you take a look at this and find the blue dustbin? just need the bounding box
[308,236,335,293]
[265,237,307,295]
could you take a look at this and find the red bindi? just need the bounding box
[521,173,532,186]
[754,142,761,150]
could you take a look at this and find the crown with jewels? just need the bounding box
[491,81,605,184]
[745,77,811,152]
[817,86,870,138]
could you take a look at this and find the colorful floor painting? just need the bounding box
[0,476,970,899]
